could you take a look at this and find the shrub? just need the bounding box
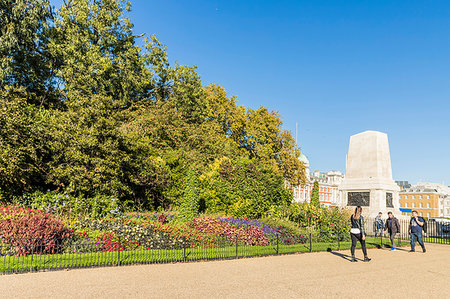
[12,191,122,219]
[124,211,177,223]
[267,202,352,242]
[0,205,73,255]
[258,217,308,244]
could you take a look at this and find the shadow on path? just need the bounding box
[328,251,363,262]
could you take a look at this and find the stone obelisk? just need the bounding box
[339,131,402,218]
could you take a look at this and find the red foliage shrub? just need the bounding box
[0,205,73,255]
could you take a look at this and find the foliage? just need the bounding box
[13,191,122,219]
[178,170,200,222]
[0,0,58,107]
[0,0,307,215]
[258,217,309,244]
[310,181,320,208]
[0,205,73,255]
[199,157,293,219]
[191,217,269,246]
[268,202,352,241]
[76,218,187,250]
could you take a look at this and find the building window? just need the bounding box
[420,203,423,208]
[405,203,408,208]
[412,203,415,208]
[405,195,408,199]
[427,213,430,218]
[420,212,423,216]
[412,195,415,199]
[427,195,430,199]
[420,195,423,199]
[427,203,430,208]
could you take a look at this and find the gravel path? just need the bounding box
[1,244,449,298]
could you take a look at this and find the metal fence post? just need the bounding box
[235,234,238,258]
[30,238,34,272]
[337,231,340,251]
[309,232,312,252]
[276,232,279,255]
[183,238,187,262]
[381,231,383,248]
[117,237,121,266]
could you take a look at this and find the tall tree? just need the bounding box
[49,0,153,106]
[0,0,58,106]
[0,86,52,197]
[310,181,320,208]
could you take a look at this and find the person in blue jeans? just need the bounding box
[408,210,426,253]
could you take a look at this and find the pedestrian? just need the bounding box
[374,212,384,237]
[409,210,426,253]
[350,206,371,262]
[384,211,400,250]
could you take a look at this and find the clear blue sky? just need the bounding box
[51,0,450,185]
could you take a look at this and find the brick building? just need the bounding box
[399,183,450,218]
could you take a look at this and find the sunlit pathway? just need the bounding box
[1,244,449,298]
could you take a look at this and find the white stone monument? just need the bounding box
[339,130,402,218]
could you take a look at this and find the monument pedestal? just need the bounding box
[339,131,404,218]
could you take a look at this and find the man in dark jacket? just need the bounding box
[384,211,400,250]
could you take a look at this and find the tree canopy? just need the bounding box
[0,0,306,217]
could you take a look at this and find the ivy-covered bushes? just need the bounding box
[198,157,293,219]
[12,191,122,219]
[269,202,352,241]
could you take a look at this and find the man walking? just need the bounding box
[375,212,384,237]
[384,211,400,250]
[409,210,426,253]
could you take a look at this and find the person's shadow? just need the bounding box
[329,251,363,262]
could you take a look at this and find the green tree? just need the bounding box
[0,86,52,198]
[310,181,320,208]
[49,0,153,106]
[0,0,58,106]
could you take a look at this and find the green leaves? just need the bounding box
[0,0,307,216]
[310,181,320,208]
[0,0,58,107]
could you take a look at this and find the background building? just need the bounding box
[399,182,450,218]
[292,154,344,206]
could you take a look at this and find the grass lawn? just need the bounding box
[0,237,397,274]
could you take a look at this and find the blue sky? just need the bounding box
[50,0,450,185]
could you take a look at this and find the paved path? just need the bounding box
[1,244,449,298]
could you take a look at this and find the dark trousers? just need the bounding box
[390,233,397,248]
[410,232,425,251]
[375,226,383,237]
[351,233,367,257]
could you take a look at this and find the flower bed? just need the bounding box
[216,217,307,245]
[191,217,269,246]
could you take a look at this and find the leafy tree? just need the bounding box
[204,84,306,187]
[0,0,307,216]
[0,0,58,106]
[310,181,320,208]
[0,86,52,198]
[49,0,153,106]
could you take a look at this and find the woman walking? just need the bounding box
[350,206,371,262]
